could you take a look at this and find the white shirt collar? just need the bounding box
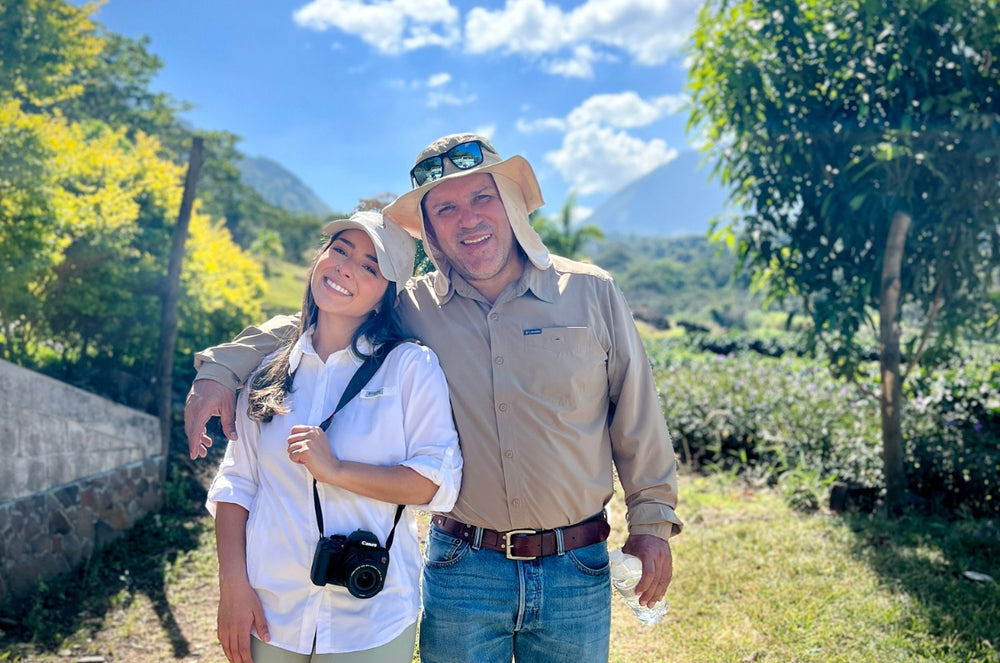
[287,325,373,372]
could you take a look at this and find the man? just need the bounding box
[185,133,682,663]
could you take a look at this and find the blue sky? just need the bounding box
[80,0,702,219]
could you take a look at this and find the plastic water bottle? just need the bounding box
[609,549,668,626]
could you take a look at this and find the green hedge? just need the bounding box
[904,349,1000,516]
[649,339,999,517]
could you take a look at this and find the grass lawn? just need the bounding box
[620,474,998,662]
[259,258,308,318]
[2,470,997,662]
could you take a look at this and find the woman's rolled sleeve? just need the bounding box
[397,344,463,513]
[401,444,462,512]
[206,467,258,517]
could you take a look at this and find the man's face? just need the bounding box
[422,172,524,299]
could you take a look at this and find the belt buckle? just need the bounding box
[504,529,538,560]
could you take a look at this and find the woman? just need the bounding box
[207,211,462,663]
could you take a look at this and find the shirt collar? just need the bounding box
[430,260,559,306]
[288,326,372,372]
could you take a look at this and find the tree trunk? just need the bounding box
[155,137,205,486]
[880,209,911,516]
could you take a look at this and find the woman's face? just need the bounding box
[310,229,389,325]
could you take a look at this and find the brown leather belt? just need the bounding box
[430,513,611,560]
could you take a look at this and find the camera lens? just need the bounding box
[348,565,383,599]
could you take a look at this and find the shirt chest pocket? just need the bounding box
[328,386,403,463]
[516,327,607,404]
[520,326,604,358]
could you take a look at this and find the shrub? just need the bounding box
[903,347,1000,516]
[649,337,1000,517]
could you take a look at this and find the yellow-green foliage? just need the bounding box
[184,213,265,316]
[49,122,183,237]
[0,98,179,248]
[0,0,105,107]
[179,214,265,361]
[0,97,264,377]
[0,0,268,397]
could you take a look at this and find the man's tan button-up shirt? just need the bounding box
[196,256,682,541]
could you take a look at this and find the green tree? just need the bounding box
[251,228,286,276]
[0,0,280,416]
[687,0,1000,513]
[2,1,323,262]
[0,0,103,108]
[58,29,190,144]
[179,215,266,372]
[530,193,605,260]
[0,99,263,402]
[0,101,59,360]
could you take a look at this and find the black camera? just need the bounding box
[310,529,390,599]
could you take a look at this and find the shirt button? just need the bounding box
[490,312,499,321]
[494,356,504,366]
[504,450,514,458]
[498,403,509,413]
[511,498,521,508]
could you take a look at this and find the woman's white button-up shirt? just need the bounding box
[207,333,462,655]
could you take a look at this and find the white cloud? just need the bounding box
[293,0,460,54]
[420,71,473,108]
[293,0,698,74]
[465,0,568,55]
[464,0,700,67]
[543,45,604,79]
[516,117,567,133]
[572,204,594,222]
[569,0,701,65]
[427,90,477,108]
[547,125,678,195]
[529,91,686,195]
[384,70,471,108]
[567,92,687,129]
[427,72,452,87]
[474,124,497,140]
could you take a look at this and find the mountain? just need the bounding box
[238,155,331,216]
[586,150,734,237]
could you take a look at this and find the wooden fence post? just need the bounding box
[156,136,205,486]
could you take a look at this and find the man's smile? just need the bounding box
[460,233,492,246]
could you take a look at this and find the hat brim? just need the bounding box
[320,216,415,287]
[383,155,544,238]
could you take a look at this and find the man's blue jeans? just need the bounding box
[419,523,612,663]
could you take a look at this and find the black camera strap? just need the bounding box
[312,344,405,550]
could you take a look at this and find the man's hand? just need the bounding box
[184,379,237,459]
[622,534,673,608]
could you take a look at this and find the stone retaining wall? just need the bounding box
[0,359,163,610]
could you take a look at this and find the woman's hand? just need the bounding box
[287,425,439,504]
[287,424,340,484]
[217,579,269,663]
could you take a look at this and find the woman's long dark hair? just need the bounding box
[246,233,407,423]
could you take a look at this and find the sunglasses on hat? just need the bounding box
[409,140,493,188]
